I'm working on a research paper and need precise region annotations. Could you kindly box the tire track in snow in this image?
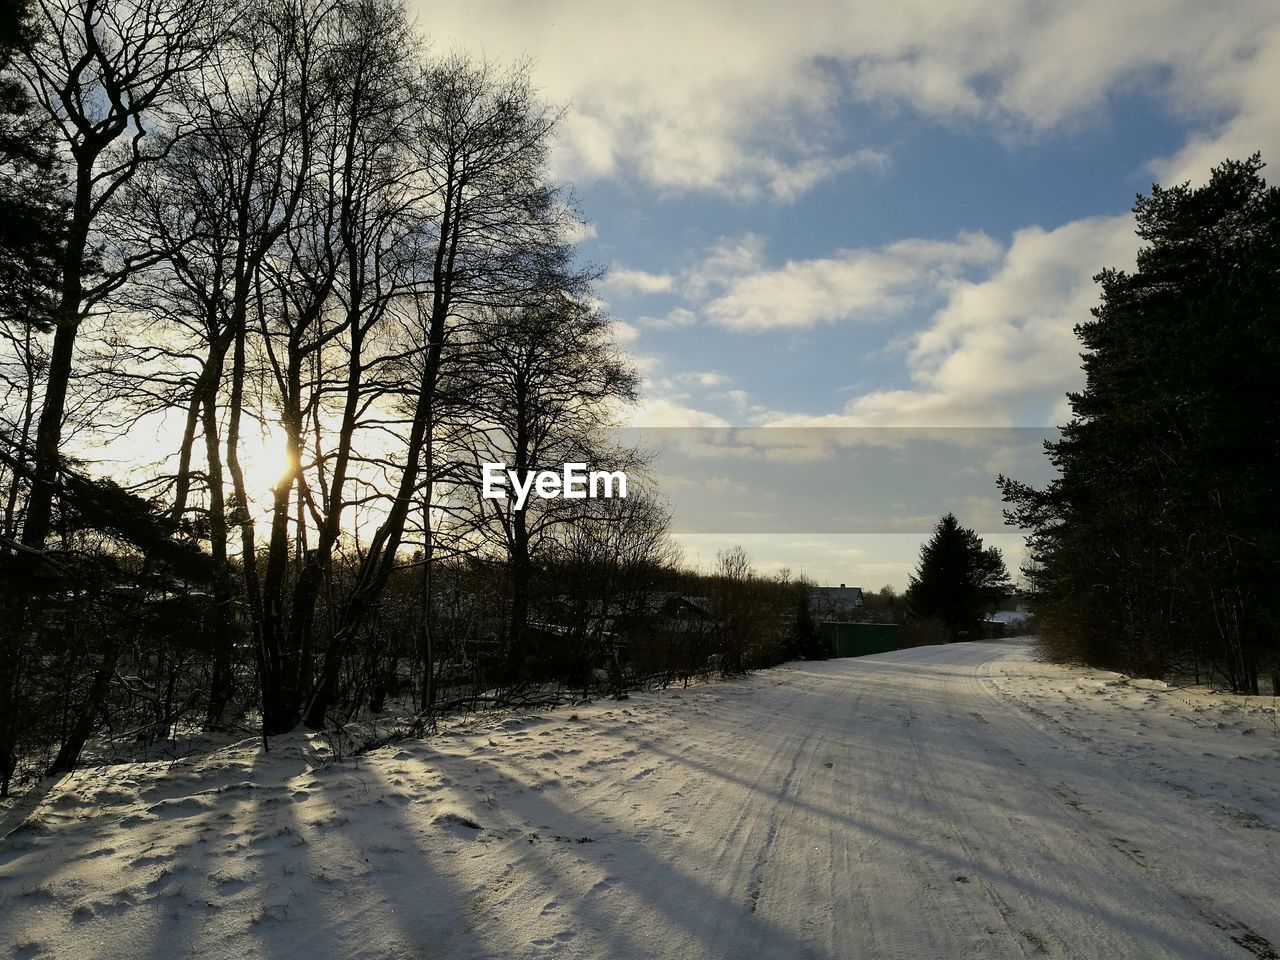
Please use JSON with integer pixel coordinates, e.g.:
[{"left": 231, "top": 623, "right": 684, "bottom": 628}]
[{"left": 959, "top": 643, "right": 1280, "bottom": 959}]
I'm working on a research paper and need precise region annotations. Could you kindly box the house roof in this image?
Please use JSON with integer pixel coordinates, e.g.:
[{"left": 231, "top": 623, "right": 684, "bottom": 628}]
[
  {"left": 989, "top": 609, "right": 1033, "bottom": 624},
  {"left": 809, "top": 585, "right": 863, "bottom": 603}
]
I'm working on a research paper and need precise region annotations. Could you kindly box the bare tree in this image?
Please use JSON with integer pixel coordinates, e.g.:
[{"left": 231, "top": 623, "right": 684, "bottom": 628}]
[
  {"left": 0, "top": 0, "right": 670, "bottom": 780},
  {"left": 251, "top": 0, "right": 421, "bottom": 732},
  {"left": 461, "top": 291, "right": 639, "bottom": 678},
  {"left": 103, "top": 0, "right": 330, "bottom": 723},
  {"left": 302, "top": 55, "right": 568, "bottom": 728},
  {"left": 545, "top": 490, "right": 675, "bottom": 693},
  {"left": 17, "top": 0, "right": 225, "bottom": 548}
]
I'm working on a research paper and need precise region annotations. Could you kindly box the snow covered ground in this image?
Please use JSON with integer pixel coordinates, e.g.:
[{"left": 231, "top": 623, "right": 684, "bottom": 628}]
[{"left": 2, "top": 638, "right": 1278, "bottom": 959}]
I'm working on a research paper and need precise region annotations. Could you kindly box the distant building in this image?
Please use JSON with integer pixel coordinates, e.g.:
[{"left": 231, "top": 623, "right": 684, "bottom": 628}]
[
  {"left": 987, "top": 609, "right": 1033, "bottom": 627},
  {"left": 808, "top": 584, "right": 864, "bottom": 622},
  {"left": 983, "top": 611, "right": 1034, "bottom": 627},
  {"left": 563, "top": 592, "right": 721, "bottom": 642}
]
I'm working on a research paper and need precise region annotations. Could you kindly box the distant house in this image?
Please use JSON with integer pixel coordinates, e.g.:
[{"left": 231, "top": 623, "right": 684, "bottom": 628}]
[
  {"left": 584, "top": 592, "right": 721, "bottom": 642},
  {"left": 656, "top": 594, "right": 716, "bottom": 621},
  {"left": 808, "top": 584, "right": 864, "bottom": 622},
  {"left": 987, "top": 609, "right": 1033, "bottom": 627},
  {"left": 983, "top": 609, "right": 1034, "bottom": 638}
]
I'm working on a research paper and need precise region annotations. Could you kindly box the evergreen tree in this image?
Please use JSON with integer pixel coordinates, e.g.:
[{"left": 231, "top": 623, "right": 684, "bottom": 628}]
[
  {"left": 1000, "top": 156, "right": 1280, "bottom": 692},
  {"left": 1, "top": 0, "right": 40, "bottom": 159},
  {"left": 906, "top": 514, "right": 1011, "bottom": 641},
  {"left": 0, "top": 0, "right": 65, "bottom": 335},
  {"left": 789, "top": 582, "right": 825, "bottom": 660}
]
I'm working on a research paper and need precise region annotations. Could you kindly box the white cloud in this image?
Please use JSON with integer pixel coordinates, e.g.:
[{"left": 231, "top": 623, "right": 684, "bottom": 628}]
[
  {"left": 610, "top": 320, "right": 640, "bottom": 345},
  {"left": 717, "top": 388, "right": 752, "bottom": 410},
  {"left": 765, "top": 215, "right": 1138, "bottom": 427},
  {"left": 625, "top": 369, "right": 747, "bottom": 428},
  {"left": 625, "top": 215, "right": 1142, "bottom": 430},
  {"left": 638, "top": 307, "right": 698, "bottom": 330},
  {"left": 409, "top": 5, "right": 888, "bottom": 199},
  {"left": 604, "top": 268, "right": 676, "bottom": 296},
  {"left": 681, "top": 235, "right": 768, "bottom": 299},
  {"left": 763, "top": 148, "right": 891, "bottom": 202},
  {"left": 1149, "top": 9, "right": 1280, "bottom": 184},
  {"left": 413, "top": 0, "right": 1280, "bottom": 198},
  {"left": 701, "top": 232, "right": 1000, "bottom": 331},
  {"left": 677, "top": 370, "right": 731, "bottom": 388},
  {"left": 629, "top": 353, "right": 662, "bottom": 377},
  {"left": 561, "top": 217, "right": 598, "bottom": 245},
  {"left": 626, "top": 396, "right": 730, "bottom": 429}
]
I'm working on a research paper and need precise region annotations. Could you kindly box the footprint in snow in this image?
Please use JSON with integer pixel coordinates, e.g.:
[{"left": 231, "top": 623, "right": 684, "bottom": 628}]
[
  {"left": 80, "top": 845, "right": 117, "bottom": 860},
  {"left": 434, "top": 811, "right": 483, "bottom": 837},
  {"left": 145, "top": 796, "right": 210, "bottom": 819},
  {"left": 132, "top": 852, "right": 176, "bottom": 867},
  {"left": 531, "top": 931, "right": 577, "bottom": 946}
]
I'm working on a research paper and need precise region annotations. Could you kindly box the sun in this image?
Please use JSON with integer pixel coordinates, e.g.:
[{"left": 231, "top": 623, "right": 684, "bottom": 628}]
[
  {"left": 84, "top": 409, "right": 289, "bottom": 525},
  {"left": 82, "top": 408, "right": 403, "bottom": 541},
  {"left": 233, "top": 422, "right": 292, "bottom": 514}
]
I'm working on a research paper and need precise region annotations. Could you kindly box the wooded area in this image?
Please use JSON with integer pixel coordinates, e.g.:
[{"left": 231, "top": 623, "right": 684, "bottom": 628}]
[
  {"left": 1001, "top": 156, "right": 1280, "bottom": 697},
  {"left": 0, "top": 0, "right": 828, "bottom": 796}
]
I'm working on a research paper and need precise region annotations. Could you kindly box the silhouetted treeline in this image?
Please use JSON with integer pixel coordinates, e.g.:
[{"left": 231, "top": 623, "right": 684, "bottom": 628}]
[
  {"left": 0, "top": 0, "right": 805, "bottom": 795},
  {"left": 1001, "top": 156, "right": 1280, "bottom": 695}
]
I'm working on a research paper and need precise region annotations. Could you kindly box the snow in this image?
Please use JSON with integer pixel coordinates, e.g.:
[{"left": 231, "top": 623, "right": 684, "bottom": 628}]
[{"left": 2, "top": 638, "right": 1278, "bottom": 959}]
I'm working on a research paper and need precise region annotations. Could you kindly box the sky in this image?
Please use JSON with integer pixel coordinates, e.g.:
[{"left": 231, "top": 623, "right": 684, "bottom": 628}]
[{"left": 416, "top": 0, "right": 1280, "bottom": 589}]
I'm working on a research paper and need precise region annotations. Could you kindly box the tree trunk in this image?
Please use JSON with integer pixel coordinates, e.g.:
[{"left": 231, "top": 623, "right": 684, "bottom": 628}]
[
  {"left": 225, "top": 319, "right": 266, "bottom": 725},
  {"left": 22, "top": 162, "right": 94, "bottom": 549},
  {"left": 201, "top": 389, "right": 235, "bottom": 727},
  {"left": 47, "top": 633, "right": 120, "bottom": 778},
  {"left": 302, "top": 293, "right": 451, "bottom": 729}
]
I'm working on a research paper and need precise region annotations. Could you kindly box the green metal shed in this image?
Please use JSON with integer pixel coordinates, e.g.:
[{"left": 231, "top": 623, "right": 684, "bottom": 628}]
[{"left": 818, "top": 622, "right": 899, "bottom": 658}]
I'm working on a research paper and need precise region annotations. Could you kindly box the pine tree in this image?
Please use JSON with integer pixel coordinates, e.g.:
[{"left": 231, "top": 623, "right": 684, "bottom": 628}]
[
  {"left": 1000, "top": 156, "right": 1280, "bottom": 692},
  {"left": 0, "top": 0, "right": 66, "bottom": 336},
  {"left": 905, "top": 514, "right": 1011, "bottom": 641},
  {"left": 789, "top": 583, "right": 825, "bottom": 660}
]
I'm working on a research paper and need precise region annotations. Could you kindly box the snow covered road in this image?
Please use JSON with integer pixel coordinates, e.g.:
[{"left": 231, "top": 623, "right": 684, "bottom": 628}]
[{"left": 3, "top": 638, "right": 1279, "bottom": 959}]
